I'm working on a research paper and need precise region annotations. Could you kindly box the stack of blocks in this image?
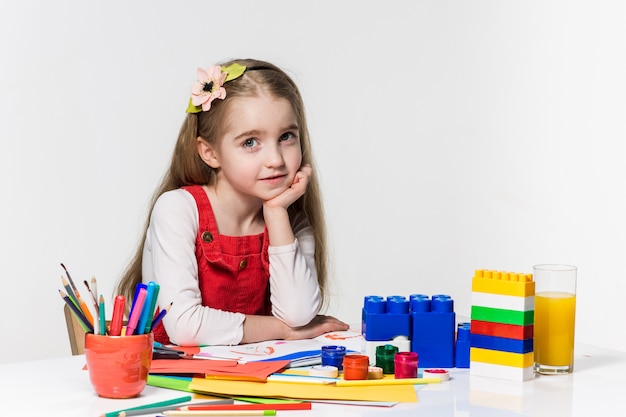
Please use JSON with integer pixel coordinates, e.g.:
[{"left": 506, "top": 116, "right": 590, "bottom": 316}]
[
  {"left": 470, "top": 269, "right": 535, "bottom": 381},
  {"left": 361, "top": 294, "right": 456, "bottom": 368}
]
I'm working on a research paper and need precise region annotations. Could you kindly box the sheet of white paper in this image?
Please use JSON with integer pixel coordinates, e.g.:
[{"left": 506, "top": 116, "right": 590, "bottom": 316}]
[{"left": 195, "top": 330, "right": 363, "bottom": 364}]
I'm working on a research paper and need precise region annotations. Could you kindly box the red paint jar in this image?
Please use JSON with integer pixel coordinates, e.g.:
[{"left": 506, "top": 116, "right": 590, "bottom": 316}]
[
  {"left": 394, "top": 351, "right": 418, "bottom": 379},
  {"left": 342, "top": 354, "right": 370, "bottom": 380}
]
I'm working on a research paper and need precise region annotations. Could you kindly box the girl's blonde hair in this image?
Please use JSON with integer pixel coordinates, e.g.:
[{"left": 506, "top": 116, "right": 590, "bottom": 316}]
[{"left": 116, "top": 58, "right": 328, "bottom": 312}]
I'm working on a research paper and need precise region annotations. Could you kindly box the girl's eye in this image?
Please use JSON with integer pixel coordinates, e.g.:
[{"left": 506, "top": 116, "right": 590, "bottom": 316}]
[
  {"left": 243, "top": 138, "right": 258, "bottom": 148},
  {"left": 279, "top": 132, "right": 296, "bottom": 142}
]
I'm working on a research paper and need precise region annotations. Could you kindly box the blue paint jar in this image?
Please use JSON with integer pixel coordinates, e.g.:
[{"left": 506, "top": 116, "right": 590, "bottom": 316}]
[{"left": 321, "top": 345, "right": 347, "bottom": 370}]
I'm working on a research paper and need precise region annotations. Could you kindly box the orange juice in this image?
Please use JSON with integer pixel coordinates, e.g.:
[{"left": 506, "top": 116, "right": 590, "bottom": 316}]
[{"left": 534, "top": 291, "right": 576, "bottom": 367}]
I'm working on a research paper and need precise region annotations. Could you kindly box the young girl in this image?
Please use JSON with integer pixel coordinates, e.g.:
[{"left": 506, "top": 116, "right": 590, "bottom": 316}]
[{"left": 116, "top": 58, "right": 349, "bottom": 346}]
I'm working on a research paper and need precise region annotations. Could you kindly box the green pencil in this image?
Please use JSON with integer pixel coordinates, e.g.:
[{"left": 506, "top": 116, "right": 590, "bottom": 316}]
[{"left": 99, "top": 395, "right": 193, "bottom": 417}]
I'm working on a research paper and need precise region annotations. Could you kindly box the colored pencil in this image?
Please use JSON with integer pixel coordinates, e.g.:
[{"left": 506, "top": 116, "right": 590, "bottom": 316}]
[
  {"left": 61, "top": 264, "right": 95, "bottom": 326},
  {"left": 99, "top": 294, "right": 107, "bottom": 335},
  {"left": 60, "top": 263, "right": 84, "bottom": 305},
  {"left": 109, "top": 295, "right": 126, "bottom": 336},
  {"left": 113, "top": 400, "right": 234, "bottom": 417},
  {"left": 179, "top": 403, "right": 311, "bottom": 411},
  {"left": 98, "top": 395, "right": 193, "bottom": 417},
  {"left": 60, "top": 263, "right": 78, "bottom": 292},
  {"left": 61, "top": 276, "right": 79, "bottom": 308},
  {"left": 330, "top": 377, "right": 441, "bottom": 387},
  {"left": 163, "top": 411, "right": 276, "bottom": 416},
  {"left": 59, "top": 290, "right": 94, "bottom": 333},
  {"left": 74, "top": 291, "right": 95, "bottom": 327},
  {"left": 151, "top": 301, "right": 172, "bottom": 331},
  {"left": 126, "top": 287, "right": 147, "bottom": 336},
  {"left": 79, "top": 295, "right": 95, "bottom": 326}
]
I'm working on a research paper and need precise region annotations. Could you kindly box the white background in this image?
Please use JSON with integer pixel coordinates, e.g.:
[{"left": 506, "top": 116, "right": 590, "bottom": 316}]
[{"left": 1, "top": 0, "right": 624, "bottom": 363}]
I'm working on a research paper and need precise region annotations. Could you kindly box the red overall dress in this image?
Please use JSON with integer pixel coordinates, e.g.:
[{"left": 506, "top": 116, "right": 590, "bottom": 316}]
[{"left": 153, "top": 185, "right": 272, "bottom": 344}]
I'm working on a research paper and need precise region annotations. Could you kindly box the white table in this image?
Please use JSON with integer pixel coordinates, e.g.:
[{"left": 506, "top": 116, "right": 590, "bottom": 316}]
[{"left": 0, "top": 343, "right": 623, "bottom": 416}]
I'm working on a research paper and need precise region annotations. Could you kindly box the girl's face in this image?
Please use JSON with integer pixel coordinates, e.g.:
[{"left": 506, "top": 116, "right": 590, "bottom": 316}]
[{"left": 208, "top": 93, "right": 303, "bottom": 202}]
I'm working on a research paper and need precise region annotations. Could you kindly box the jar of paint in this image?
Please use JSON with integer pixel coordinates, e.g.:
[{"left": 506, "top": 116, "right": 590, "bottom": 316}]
[
  {"left": 375, "top": 344, "right": 399, "bottom": 374},
  {"left": 342, "top": 354, "right": 370, "bottom": 380},
  {"left": 394, "top": 351, "right": 418, "bottom": 379},
  {"left": 321, "top": 345, "right": 347, "bottom": 370}
]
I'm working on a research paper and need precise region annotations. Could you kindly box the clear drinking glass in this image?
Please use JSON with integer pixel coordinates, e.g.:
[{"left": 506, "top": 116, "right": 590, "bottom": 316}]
[{"left": 533, "top": 264, "right": 577, "bottom": 374}]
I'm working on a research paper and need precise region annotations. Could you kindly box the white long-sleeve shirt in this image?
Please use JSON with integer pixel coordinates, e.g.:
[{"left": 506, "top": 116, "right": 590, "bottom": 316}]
[{"left": 142, "top": 188, "right": 321, "bottom": 346}]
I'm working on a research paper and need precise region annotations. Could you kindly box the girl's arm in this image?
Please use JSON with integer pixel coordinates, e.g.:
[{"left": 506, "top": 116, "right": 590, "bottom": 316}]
[
  {"left": 241, "top": 314, "right": 349, "bottom": 344},
  {"left": 144, "top": 190, "right": 247, "bottom": 346},
  {"left": 266, "top": 212, "right": 322, "bottom": 327},
  {"left": 261, "top": 165, "right": 348, "bottom": 332}
]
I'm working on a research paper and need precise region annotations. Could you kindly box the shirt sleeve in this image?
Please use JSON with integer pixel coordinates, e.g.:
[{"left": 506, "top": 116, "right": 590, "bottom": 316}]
[
  {"left": 142, "top": 189, "right": 245, "bottom": 346},
  {"left": 268, "top": 211, "right": 322, "bottom": 327}
]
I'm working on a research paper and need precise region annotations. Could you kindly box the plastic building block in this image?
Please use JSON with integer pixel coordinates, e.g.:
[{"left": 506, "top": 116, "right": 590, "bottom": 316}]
[
  {"left": 455, "top": 322, "right": 471, "bottom": 368},
  {"left": 470, "top": 347, "right": 533, "bottom": 368},
  {"left": 471, "top": 292, "right": 534, "bottom": 312},
  {"left": 471, "top": 320, "right": 533, "bottom": 340},
  {"left": 469, "top": 361, "right": 534, "bottom": 382},
  {"left": 471, "top": 306, "right": 534, "bottom": 326},
  {"left": 410, "top": 294, "right": 456, "bottom": 368},
  {"left": 470, "top": 334, "right": 533, "bottom": 354},
  {"left": 471, "top": 270, "right": 535, "bottom": 297},
  {"left": 362, "top": 295, "right": 411, "bottom": 341}
]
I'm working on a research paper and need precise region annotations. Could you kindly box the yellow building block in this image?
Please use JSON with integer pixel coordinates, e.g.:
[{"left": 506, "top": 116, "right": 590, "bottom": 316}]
[
  {"left": 470, "top": 347, "right": 533, "bottom": 368},
  {"left": 471, "top": 269, "right": 535, "bottom": 297}
]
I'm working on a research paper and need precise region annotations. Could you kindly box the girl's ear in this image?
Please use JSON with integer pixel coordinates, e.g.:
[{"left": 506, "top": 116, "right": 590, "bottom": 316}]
[{"left": 197, "top": 137, "right": 220, "bottom": 168}]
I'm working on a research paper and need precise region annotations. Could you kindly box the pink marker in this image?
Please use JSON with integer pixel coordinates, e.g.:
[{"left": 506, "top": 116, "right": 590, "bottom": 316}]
[{"left": 125, "top": 288, "right": 147, "bottom": 336}]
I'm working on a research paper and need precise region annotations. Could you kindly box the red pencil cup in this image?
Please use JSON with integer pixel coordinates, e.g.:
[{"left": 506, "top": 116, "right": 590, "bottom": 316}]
[{"left": 84, "top": 332, "right": 153, "bottom": 398}]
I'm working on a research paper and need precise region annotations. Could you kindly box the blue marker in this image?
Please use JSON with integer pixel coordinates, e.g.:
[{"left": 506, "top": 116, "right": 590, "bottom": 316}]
[
  {"left": 136, "top": 281, "right": 159, "bottom": 335},
  {"left": 128, "top": 283, "right": 148, "bottom": 325}
]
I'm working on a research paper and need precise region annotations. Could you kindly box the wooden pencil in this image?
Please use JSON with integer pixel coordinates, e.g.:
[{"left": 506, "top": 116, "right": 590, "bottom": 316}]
[
  {"left": 179, "top": 403, "right": 311, "bottom": 411},
  {"left": 113, "top": 399, "right": 235, "bottom": 417},
  {"left": 163, "top": 411, "right": 276, "bottom": 416},
  {"left": 98, "top": 395, "right": 197, "bottom": 417},
  {"left": 61, "top": 264, "right": 95, "bottom": 325},
  {"left": 59, "top": 290, "right": 94, "bottom": 333}
]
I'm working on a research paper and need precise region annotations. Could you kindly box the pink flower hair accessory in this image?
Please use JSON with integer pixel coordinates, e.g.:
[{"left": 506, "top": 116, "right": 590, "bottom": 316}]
[{"left": 186, "top": 63, "right": 246, "bottom": 113}]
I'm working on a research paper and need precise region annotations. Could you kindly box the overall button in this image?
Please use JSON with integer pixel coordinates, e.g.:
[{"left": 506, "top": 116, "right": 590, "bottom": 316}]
[
  {"left": 201, "top": 231, "right": 213, "bottom": 242},
  {"left": 239, "top": 259, "right": 248, "bottom": 269}
]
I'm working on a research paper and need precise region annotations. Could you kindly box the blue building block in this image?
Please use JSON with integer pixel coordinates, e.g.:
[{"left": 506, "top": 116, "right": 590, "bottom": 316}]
[
  {"left": 410, "top": 294, "right": 456, "bottom": 368},
  {"left": 455, "top": 322, "right": 471, "bottom": 368},
  {"left": 362, "top": 295, "right": 411, "bottom": 341},
  {"left": 470, "top": 333, "right": 533, "bottom": 354}
]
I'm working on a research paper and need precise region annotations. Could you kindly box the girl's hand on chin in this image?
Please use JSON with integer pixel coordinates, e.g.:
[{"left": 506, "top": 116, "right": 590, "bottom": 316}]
[{"left": 264, "top": 164, "right": 312, "bottom": 210}]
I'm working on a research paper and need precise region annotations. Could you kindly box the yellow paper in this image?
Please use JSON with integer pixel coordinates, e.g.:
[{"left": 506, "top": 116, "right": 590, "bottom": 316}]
[{"left": 188, "top": 377, "right": 417, "bottom": 403}]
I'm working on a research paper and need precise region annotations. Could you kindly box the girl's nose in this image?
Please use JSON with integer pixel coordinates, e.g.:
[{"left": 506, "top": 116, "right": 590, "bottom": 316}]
[{"left": 264, "top": 145, "right": 285, "bottom": 168}]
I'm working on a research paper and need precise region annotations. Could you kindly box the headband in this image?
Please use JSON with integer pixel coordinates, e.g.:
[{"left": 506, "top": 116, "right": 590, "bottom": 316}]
[{"left": 186, "top": 63, "right": 246, "bottom": 113}]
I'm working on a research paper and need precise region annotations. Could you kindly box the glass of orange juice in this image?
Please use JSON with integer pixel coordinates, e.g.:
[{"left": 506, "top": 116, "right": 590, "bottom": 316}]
[{"left": 533, "top": 264, "right": 577, "bottom": 375}]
